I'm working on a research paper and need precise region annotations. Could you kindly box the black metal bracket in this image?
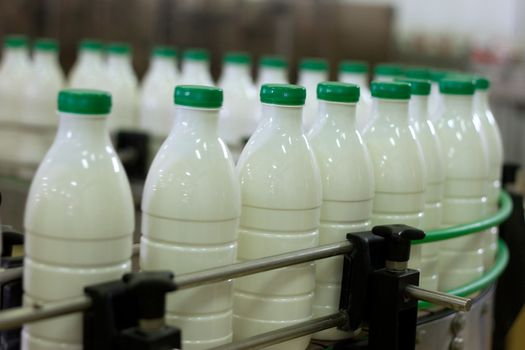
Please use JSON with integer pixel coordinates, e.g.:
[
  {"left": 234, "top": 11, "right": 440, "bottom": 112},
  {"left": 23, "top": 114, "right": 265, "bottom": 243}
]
[
  {"left": 84, "top": 270, "right": 180, "bottom": 350},
  {"left": 338, "top": 224, "right": 425, "bottom": 350}
]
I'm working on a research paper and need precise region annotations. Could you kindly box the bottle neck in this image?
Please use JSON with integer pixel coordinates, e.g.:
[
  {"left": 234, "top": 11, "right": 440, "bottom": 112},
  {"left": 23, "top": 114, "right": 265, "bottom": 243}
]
[
  {"left": 78, "top": 50, "right": 103, "bottom": 66},
  {"left": 150, "top": 56, "right": 176, "bottom": 73},
  {"left": 173, "top": 106, "right": 219, "bottom": 135},
  {"left": 57, "top": 113, "right": 109, "bottom": 144},
  {"left": 339, "top": 72, "right": 368, "bottom": 88},
  {"left": 372, "top": 98, "right": 410, "bottom": 124},
  {"left": 317, "top": 100, "right": 357, "bottom": 129},
  {"left": 183, "top": 60, "right": 209, "bottom": 74},
  {"left": 34, "top": 50, "right": 59, "bottom": 67},
  {"left": 409, "top": 95, "right": 430, "bottom": 122},
  {"left": 441, "top": 94, "right": 474, "bottom": 119},
  {"left": 222, "top": 63, "right": 251, "bottom": 80},
  {"left": 299, "top": 70, "right": 328, "bottom": 85},
  {"left": 474, "top": 90, "right": 489, "bottom": 111},
  {"left": 260, "top": 103, "right": 303, "bottom": 132},
  {"left": 2, "top": 47, "right": 29, "bottom": 67},
  {"left": 258, "top": 66, "right": 287, "bottom": 83}
]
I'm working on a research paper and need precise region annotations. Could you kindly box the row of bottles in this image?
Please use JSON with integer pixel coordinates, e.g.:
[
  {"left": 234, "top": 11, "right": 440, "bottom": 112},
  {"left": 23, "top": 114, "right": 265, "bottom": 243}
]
[{"left": 22, "top": 73, "right": 502, "bottom": 349}]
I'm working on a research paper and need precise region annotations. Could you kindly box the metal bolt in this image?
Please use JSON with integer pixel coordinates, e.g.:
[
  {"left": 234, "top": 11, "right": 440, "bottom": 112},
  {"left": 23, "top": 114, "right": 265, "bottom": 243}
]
[
  {"left": 451, "top": 312, "right": 466, "bottom": 335},
  {"left": 450, "top": 336, "right": 465, "bottom": 350}
]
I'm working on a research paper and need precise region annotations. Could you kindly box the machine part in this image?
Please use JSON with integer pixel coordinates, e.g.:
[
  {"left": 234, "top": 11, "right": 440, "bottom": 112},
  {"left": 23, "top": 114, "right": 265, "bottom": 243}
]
[
  {"left": 450, "top": 336, "right": 465, "bottom": 350},
  {"left": 450, "top": 312, "right": 466, "bottom": 334},
  {"left": 406, "top": 286, "right": 472, "bottom": 312},
  {"left": 415, "top": 191, "right": 512, "bottom": 244}
]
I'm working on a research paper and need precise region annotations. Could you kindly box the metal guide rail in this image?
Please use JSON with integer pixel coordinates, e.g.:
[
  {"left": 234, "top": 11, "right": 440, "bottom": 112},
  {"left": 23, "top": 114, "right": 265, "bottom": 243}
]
[{"left": 0, "top": 225, "right": 477, "bottom": 350}]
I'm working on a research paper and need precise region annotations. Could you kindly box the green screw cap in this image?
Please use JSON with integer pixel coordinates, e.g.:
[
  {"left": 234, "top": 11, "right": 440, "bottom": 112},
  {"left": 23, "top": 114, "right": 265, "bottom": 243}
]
[
  {"left": 108, "top": 42, "right": 131, "bottom": 55},
  {"left": 260, "top": 84, "right": 306, "bottom": 106},
  {"left": 371, "top": 81, "right": 411, "bottom": 100},
  {"left": 339, "top": 60, "right": 368, "bottom": 74},
  {"left": 374, "top": 63, "right": 404, "bottom": 77},
  {"left": 58, "top": 89, "right": 111, "bottom": 115},
  {"left": 34, "top": 38, "right": 59, "bottom": 51},
  {"left": 405, "top": 67, "right": 431, "bottom": 80},
  {"left": 4, "top": 35, "right": 28, "bottom": 48},
  {"left": 395, "top": 78, "right": 431, "bottom": 96},
  {"left": 439, "top": 79, "right": 475, "bottom": 95},
  {"left": 153, "top": 46, "right": 177, "bottom": 57},
  {"left": 80, "top": 39, "right": 103, "bottom": 51},
  {"left": 317, "top": 82, "right": 360, "bottom": 103},
  {"left": 183, "top": 48, "right": 209, "bottom": 61},
  {"left": 299, "top": 58, "right": 328, "bottom": 71},
  {"left": 224, "top": 51, "right": 251, "bottom": 64},
  {"left": 174, "top": 85, "right": 223, "bottom": 108},
  {"left": 474, "top": 76, "right": 490, "bottom": 90},
  {"left": 260, "top": 55, "right": 288, "bottom": 68}
]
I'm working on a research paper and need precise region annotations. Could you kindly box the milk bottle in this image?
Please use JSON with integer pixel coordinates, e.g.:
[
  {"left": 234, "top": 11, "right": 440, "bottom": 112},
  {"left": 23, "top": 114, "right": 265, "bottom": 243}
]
[
  {"left": 256, "top": 55, "right": 288, "bottom": 89},
  {"left": 405, "top": 67, "right": 431, "bottom": 80},
  {"left": 474, "top": 76, "right": 503, "bottom": 268},
  {"left": 141, "top": 85, "right": 240, "bottom": 349},
  {"left": 363, "top": 81, "right": 426, "bottom": 271},
  {"left": 435, "top": 78, "right": 489, "bottom": 291},
  {"left": 23, "top": 89, "right": 134, "bottom": 350},
  {"left": 0, "top": 35, "right": 31, "bottom": 173},
  {"left": 298, "top": 58, "right": 329, "bottom": 130},
  {"left": 68, "top": 39, "right": 105, "bottom": 89},
  {"left": 338, "top": 60, "right": 372, "bottom": 131},
  {"left": 218, "top": 51, "right": 257, "bottom": 148},
  {"left": 234, "top": 84, "right": 322, "bottom": 350},
  {"left": 308, "top": 82, "right": 374, "bottom": 340},
  {"left": 180, "top": 48, "right": 213, "bottom": 86},
  {"left": 373, "top": 63, "right": 404, "bottom": 82},
  {"left": 139, "top": 46, "right": 178, "bottom": 161},
  {"left": 19, "top": 38, "right": 65, "bottom": 178},
  {"left": 105, "top": 42, "right": 139, "bottom": 132},
  {"left": 396, "top": 78, "right": 445, "bottom": 290}
]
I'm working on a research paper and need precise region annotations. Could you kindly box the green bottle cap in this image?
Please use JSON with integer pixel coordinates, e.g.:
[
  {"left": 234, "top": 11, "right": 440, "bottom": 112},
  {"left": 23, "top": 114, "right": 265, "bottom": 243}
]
[
  {"left": 339, "top": 60, "right": 368, "bottom": 74},
  {"left": 153, "top": 46, "right": 177, "bottom": 57},
  {"left": 224, "top": 51, "right": 251, "bottom": 64},
  {"left": 260, "top": 84, "right": 306, "bottom": 106},
  {"left": 107, "top": 42, "right": 131, "bottom": 55},
  {"left": 58, "top": 89, "right": 111, "bottom": 115},
  {"left": 439, "top": 79, "right": 475, "bottom": 95},
  {"left": 34, "top": 38, "right": 59, "bottom": 52},
  {"left": 299, "top": 58, "right": 328, "bottom": 71},
  {"left": 395, "top": 78, "right": 431, "bottom": 96},
  {"left": 371, "top": 81, "right": 411, "bottom": 100},
  {"left": 174, "top": 85, "right": 223, "bottom": 108},
  {"left": 374, "top": 63, "right": 404, "bottom": 77},
  {"left": 183, "top": 48, "right": 209, "bottom": 61},
  {"left": 260, "top": 55, "right": 288, "bottom": 68},
  {"left": 4, "top": 35, "right": 28, "bottom": 48},
  {"left": 317, "top": 82, "right": 360, "bottom": 103},
  {"left": 80, "top": 39, "right": 103, "bottom": 51},
  {"left": 474, "top": 76, "right": 490, "bottom": 90},
  {"left": 404, "top": 67, "right": 431, "bottom": 80}
]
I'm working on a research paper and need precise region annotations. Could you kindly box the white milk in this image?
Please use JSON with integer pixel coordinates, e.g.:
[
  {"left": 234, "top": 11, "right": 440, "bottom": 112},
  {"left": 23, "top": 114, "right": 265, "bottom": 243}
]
[
  {"left": 308, "top": 82, "right": 374, "bottom": 340},
  {"left": 139, "top": 46, "right": 178, "bottom": 162},
  {"left": 474, "top": 76, "right": 503, "bottom": 269},
  {"left": 141, "top": 86, "right": 240, "bottom": 349},
  {"left": 234, "top": 84, "right": 322, "bottom": 350},
  {"left": 68, "top": 39, "right": 105, "bottom": 89},
  {"left": 105, "top": 43, "right": 139, "bottom": 132},
  {"left": 19, "top": 39, "right": 65, "bottom": 178},
  {"left": 435, "top": 79, "right": 489, "bottom": 291},
  {"left": 218, "top": 52, "right": 257, "bottom": 148},
  {"left": 338, "top": 60, "right": 372, "bottom": 132},
  {"left": 297, "top": 58, "right": 329, "bottom": 130},
  {"left": 180, "top": 48, "right": 213, "bottom": 86},
  {"left": 255, "top": 55, "right": 288, "bottom": 90},
  {"left": 373, "top": 63, "right": 404, "bottom": 82},
  {"left": 0, "top": 35, "right": 31, "bottom": 174},
  {"left": 23, "top": 89, "right": 134, "bottom": 350},
  {"left": 398, "top": 78, "right": 445, "bottom": 290},
  {"left": 363, "top": 81, "right": 426, "bottom": 271}
]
